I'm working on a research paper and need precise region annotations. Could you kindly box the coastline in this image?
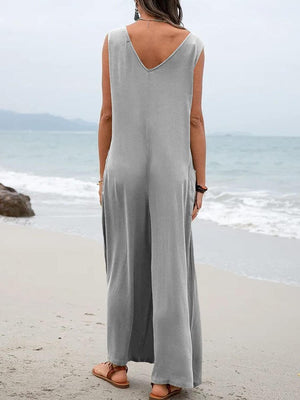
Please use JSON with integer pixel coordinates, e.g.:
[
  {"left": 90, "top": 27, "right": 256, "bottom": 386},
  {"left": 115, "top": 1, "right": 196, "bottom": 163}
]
[
  {"left": 2, "top": 214, "right": 300, "bottom": 287},
  {"left": 1, "top": 221, "right": 299, "bottom": 399}
]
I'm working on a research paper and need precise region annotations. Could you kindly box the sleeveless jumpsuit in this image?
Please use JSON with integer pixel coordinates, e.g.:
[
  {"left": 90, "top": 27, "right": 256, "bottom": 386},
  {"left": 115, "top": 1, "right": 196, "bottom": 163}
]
[{"left": 101, "top": 26, "right": 204, "bottom": 389}]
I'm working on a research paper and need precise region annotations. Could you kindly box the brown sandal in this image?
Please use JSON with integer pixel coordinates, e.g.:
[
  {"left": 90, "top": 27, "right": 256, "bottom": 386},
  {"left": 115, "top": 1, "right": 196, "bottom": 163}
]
[
  {"left": 149, "top": 382, "right": 182, "bottom": 399},
  {"left": 92, "top": 361, "right": 129, "bottom": 388}
]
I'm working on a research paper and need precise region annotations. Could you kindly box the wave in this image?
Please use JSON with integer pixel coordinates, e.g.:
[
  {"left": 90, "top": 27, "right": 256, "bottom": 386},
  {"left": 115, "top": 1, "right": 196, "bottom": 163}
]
[
  {"left": 201, "top": 187, "right": 300, "bottom": 239},
  {"left": 1, "top": 167, "right": 299, "bottom": 239},
  {"left": 0, "top": 167, "right": 97, "bottom": 200}
]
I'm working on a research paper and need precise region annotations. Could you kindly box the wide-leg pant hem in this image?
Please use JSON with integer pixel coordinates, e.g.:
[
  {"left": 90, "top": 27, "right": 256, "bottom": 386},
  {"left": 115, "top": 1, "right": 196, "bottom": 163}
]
[
  {"left": 151, "top": 375, "right": 202, "bottom": 389},
  {"left": 108, "top": 355, "right": 202, "bottom": 389}
]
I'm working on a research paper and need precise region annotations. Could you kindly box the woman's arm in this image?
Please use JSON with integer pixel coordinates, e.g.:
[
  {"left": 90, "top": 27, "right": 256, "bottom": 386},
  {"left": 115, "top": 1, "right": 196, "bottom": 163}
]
[
  {"left": 98, "top": 33, "right": 112, "bottom": 201},
  {"left": 190, "top": 49, "right": 206, "bottom": 219}
]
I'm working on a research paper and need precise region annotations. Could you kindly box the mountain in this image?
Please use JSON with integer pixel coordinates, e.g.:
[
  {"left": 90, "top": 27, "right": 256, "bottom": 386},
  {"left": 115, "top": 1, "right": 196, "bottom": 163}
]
[{"left": 0, "top": 109, "right": 97, "bottom": 131}]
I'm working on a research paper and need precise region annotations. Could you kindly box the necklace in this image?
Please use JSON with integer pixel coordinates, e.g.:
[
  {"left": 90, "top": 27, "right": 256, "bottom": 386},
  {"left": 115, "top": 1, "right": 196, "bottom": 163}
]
[
  {"left": 138, "top": 17, "right": 165, "bottom": 22},
  {"left": 138, "top": 17, "right": 165, "bottom": 28}
]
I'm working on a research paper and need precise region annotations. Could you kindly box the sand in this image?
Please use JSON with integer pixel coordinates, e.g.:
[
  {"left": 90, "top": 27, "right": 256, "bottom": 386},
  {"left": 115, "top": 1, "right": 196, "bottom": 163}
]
[{"left": 0, "top": 222, "right": 299, "bottom": 399}]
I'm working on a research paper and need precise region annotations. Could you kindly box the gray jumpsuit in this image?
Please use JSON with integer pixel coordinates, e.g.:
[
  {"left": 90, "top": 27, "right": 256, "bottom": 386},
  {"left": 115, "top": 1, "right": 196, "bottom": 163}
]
[{"left": 101, "top": 26, "right": 204, "bottom": 389}]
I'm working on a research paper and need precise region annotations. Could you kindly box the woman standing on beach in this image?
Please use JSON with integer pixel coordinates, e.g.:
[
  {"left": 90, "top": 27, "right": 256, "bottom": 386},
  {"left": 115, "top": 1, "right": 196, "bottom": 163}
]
[{"left": 93, "top": 1, "right": 207, "bottom": 398}]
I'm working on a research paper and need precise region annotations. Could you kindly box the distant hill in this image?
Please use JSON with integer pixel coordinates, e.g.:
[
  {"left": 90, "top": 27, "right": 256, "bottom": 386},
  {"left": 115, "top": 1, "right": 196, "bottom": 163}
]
[{"left": 0, "top": 109, "right": 97, "bottom": 131}]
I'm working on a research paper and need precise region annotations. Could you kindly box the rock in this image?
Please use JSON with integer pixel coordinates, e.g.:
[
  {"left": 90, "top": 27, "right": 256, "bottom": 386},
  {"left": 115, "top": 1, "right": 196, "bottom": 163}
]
[{"left": 0, "top": 183, "right": 35, "bottom": 217}]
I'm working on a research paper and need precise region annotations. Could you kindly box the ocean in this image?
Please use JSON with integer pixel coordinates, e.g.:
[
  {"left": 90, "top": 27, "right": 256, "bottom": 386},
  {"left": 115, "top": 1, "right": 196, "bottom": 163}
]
[{"left": 1, "top": 130, "right": 299, "bottom": 285}]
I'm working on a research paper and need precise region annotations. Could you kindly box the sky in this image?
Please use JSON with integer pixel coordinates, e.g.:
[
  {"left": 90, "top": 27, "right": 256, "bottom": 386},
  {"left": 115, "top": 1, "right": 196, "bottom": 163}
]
[{"left": 0, "top": 0, "right": 299, "bottom": 136}]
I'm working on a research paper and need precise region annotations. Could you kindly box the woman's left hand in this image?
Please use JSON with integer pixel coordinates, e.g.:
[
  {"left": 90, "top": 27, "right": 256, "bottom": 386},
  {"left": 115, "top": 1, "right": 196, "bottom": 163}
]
[
  {"left": 98, "top": 182, "right": 103, "bottom": 206},
  {"left": 192, "top": 192, "right": 204, "bottom": 221}
]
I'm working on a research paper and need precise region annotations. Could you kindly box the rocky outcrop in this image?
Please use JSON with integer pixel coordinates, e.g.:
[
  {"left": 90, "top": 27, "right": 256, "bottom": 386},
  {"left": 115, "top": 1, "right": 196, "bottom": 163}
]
[{"left": 0, "top": 183, "right": 35, "bottom": 217}]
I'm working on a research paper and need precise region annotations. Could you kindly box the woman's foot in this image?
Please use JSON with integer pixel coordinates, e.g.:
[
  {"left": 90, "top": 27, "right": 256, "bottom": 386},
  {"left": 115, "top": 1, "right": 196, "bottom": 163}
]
[
  {"left": 150, "top": 383, "right": 182, "bottom": 399},
  {"left": 92, "top": 361, "right": 129, "bottom": 388}
]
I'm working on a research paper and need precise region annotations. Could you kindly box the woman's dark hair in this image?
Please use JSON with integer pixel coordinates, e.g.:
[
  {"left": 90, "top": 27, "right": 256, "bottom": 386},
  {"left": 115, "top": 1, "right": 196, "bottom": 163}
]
[{"left": 136, "top": 0, "right": 185, "bottom": 29}]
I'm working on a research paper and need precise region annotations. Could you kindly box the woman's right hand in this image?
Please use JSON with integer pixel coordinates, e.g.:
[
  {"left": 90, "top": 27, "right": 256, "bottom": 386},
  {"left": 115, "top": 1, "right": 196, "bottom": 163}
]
[{"left": 192, "top": 192, "right": 204, "bottom": 221}]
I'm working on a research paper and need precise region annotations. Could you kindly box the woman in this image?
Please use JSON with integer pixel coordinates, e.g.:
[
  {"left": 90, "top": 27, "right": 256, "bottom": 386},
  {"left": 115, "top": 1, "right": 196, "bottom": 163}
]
[{"left": 92, "top": 1, "right": 207, "bottom": 398}]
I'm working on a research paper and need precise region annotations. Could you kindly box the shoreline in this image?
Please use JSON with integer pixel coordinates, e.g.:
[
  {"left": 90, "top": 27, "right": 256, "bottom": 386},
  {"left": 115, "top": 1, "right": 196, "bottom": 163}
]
[
  {"left": 1, "top": 222, "right": 300, "bottom": 399},
  {"left": 1, "top": 217, "right": 299, "bottom": 288}
]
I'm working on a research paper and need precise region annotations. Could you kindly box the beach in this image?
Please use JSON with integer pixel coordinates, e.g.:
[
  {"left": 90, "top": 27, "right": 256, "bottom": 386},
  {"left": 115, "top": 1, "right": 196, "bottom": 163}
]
[{"left": 1, "top": 221, "right": 299, "bottom": 399}]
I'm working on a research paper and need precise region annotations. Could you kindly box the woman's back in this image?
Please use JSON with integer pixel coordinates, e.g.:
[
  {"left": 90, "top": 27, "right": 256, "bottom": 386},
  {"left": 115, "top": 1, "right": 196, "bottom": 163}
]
[{"left": 124, "top": 22, "right": 194, "bottom": 71}]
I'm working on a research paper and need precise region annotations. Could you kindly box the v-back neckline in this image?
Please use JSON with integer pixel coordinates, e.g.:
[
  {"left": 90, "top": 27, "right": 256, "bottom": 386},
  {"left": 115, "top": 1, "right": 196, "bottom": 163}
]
[{"left": 124, "top": 26, "right": 192, "bottom": 72}]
